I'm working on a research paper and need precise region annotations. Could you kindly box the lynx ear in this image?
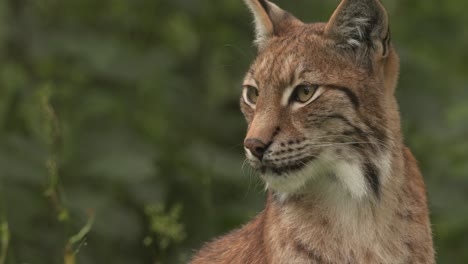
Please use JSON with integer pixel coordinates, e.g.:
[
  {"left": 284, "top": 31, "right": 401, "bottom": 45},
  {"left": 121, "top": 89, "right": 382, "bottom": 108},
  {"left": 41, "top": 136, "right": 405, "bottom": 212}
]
[
  {"left": 325, "top": 0, "right": 390, "bottom": 58},
  {"left": 244, "top": 0, "right": 302, "bottom": 49}
]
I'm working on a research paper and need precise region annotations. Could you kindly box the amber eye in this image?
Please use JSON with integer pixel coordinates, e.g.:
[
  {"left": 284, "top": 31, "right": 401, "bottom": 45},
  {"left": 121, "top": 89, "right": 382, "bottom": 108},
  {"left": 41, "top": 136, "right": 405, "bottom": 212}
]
[
  {"left": 292, "top": 84, "right": 318, "bottom": 103},
  {"left": 243, "top": 85, "right": 259, "bottom": 106}
]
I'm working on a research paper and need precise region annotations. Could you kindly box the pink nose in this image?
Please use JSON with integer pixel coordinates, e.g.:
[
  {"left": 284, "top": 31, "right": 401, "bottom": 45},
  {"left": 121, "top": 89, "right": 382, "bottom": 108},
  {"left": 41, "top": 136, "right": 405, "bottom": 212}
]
[{"left": 244, "top": 138, "right": 267, "bottom": 160}]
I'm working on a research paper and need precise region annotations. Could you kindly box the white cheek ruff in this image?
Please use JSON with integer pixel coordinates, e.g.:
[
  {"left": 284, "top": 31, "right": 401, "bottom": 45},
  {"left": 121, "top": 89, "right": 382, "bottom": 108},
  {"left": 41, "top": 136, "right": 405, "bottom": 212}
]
[
  {"left": 334, "top": 160, "right": 367, "bottom": 199},
  {"left": 260, "top": 149, "right": 368, "bottom": 199}
]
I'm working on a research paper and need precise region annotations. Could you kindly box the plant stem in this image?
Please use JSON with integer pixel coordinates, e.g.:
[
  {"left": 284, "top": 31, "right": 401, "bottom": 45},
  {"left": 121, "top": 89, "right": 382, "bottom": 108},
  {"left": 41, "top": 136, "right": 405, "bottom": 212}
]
[{"left": 0, "top": 220, "right": 9, "bottom": 264}]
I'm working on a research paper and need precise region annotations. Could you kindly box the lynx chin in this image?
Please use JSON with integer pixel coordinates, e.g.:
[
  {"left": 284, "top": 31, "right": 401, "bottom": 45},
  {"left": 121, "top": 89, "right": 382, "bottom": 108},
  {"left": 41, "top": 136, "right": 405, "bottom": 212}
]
[{"left": 191, "top": 0, "right": 435, "bottom": 263}]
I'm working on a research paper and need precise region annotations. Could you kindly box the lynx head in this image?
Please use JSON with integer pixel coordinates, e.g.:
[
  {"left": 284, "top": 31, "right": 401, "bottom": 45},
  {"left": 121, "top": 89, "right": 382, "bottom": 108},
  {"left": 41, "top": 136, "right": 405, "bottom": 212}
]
[{"left": 241, "top": 0, "right": 401, "bottom": 200}]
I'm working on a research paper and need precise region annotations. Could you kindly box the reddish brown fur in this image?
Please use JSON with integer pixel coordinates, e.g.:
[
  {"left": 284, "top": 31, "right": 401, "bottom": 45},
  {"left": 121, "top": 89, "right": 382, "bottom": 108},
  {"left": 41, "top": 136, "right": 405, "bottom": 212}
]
[{"left": 191, "top": 1, "right": 434, "bottom": 263}]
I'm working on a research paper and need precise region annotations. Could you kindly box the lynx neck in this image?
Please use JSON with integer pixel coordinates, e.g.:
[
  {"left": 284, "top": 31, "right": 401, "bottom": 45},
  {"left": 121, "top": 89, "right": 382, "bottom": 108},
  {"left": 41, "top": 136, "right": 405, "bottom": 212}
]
[{"left": 264, "top": 152, "right": 407, "bottom": 263}]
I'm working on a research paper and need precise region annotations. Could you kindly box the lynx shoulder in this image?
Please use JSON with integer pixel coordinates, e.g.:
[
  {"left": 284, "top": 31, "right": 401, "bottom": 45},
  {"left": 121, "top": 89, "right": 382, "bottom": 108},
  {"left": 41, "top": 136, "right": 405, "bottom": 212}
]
[{"left": 191, "top": 0, "right": 434, "bottom": 263}]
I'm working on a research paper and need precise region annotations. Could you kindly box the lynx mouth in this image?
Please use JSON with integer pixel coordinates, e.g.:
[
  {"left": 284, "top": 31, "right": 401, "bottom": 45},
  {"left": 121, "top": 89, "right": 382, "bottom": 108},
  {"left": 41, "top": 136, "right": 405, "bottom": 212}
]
[
  {"left": 259, "top": 156, "right": 317, "bottom": 176},
  {"left": 255, "top": 150, "right": 338, "bottom": 194}
]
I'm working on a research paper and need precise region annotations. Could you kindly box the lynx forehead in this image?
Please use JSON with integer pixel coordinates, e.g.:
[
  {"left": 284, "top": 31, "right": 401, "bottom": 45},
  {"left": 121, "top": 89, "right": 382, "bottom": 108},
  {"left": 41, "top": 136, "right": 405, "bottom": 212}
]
[{"left": 191, "top": 1, "right": 434, "bottom": 263}]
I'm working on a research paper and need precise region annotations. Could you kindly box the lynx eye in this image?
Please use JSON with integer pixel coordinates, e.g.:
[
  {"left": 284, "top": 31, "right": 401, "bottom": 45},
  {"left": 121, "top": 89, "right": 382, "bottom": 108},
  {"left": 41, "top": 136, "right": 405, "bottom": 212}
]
[
  {"left": 243, "top": 85, "right": 259, "bottom": 106},
  {"left": 292, "top": 84, "right": 319, "bottom": 103}
]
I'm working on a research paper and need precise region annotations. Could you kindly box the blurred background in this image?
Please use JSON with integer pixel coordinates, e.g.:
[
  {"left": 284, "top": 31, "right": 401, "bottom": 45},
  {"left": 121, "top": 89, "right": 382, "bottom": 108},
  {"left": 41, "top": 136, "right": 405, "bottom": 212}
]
[{"left": 0, "top": 0, "right": 467, "bottom": 263}]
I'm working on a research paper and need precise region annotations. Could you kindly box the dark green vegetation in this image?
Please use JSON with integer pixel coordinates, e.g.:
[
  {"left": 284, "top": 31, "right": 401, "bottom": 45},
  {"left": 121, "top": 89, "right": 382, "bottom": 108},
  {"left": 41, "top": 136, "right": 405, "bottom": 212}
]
[{"left": 0, "top": 0, "right": 466, "bottom": 263}]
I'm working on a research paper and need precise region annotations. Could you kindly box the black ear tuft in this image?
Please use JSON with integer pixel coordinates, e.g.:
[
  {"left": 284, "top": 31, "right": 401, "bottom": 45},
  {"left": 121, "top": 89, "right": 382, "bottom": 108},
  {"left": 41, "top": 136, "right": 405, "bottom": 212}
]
[
  {"left": 258, "top": 0, "right": 270, "bottom": 13},
  {"left": 325, "top": 0, "right": 390, "bottom": 58}
]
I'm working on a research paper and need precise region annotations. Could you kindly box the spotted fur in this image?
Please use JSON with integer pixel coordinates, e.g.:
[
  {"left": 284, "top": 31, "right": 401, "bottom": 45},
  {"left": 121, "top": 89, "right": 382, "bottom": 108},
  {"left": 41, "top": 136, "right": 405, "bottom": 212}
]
[{"left": 191, "top": 0, "right": 434, "bottom": 263}]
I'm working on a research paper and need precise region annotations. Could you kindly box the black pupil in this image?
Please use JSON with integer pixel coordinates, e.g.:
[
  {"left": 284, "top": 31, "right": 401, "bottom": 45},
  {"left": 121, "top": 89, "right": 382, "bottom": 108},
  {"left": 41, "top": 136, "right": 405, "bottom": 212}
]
[{"left": 302, "top": 86, "right": 310, "bottom": 95}]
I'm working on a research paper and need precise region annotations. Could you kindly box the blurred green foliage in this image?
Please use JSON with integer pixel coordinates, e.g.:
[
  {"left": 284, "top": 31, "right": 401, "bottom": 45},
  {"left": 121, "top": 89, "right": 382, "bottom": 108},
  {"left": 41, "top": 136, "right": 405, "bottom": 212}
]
[{"left": 0, "top": 0, "right": 466, "bottom": 263}]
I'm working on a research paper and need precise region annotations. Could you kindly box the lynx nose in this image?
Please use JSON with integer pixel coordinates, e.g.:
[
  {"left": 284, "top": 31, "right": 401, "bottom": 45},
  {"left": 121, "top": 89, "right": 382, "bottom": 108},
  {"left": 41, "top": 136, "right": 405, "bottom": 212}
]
[{"left": 244, "top": 138, "right": 267, "bottom": 160}]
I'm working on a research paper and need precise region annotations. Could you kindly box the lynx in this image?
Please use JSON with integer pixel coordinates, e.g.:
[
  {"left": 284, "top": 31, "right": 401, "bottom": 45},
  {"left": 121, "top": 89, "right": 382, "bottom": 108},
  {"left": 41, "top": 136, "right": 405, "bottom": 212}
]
[{"left": 191, "top": 0, "right": 434, "bottom": 263}]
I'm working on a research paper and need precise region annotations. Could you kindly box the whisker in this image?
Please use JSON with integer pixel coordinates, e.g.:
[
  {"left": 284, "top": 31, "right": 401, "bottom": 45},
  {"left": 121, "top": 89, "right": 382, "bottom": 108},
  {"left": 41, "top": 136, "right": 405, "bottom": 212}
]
[
  {"left": 304, "top": 134, "right": 390, "bottom": 149},
  {"left": 228, "top": 143, "right": 245, "bottom": 151},
  {"left": 304, "top": 138, "right": 389, "bottom": 149}
]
